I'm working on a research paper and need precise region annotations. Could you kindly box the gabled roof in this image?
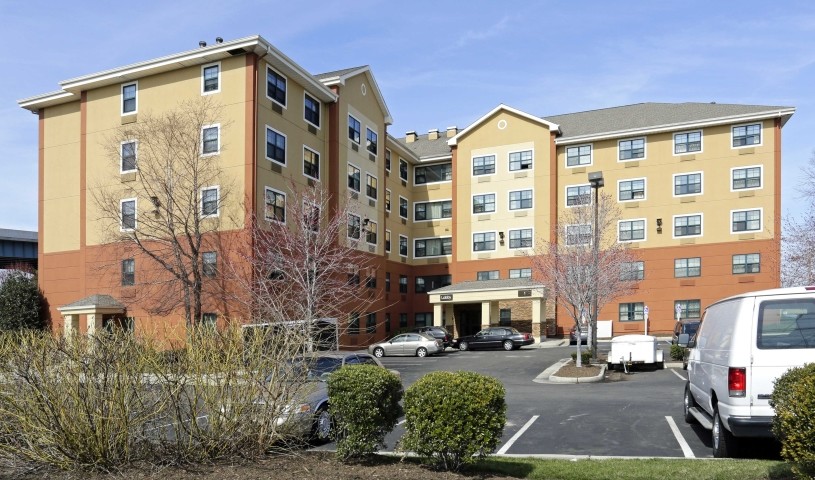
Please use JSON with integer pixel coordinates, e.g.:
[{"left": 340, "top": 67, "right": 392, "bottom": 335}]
[
  {"left": 385, "top": 133, "right": 420, "bottom": 163},
  {"left": 315, "top": 65, "right": 393, "bottom": 125},
  {"left": 58, "top": 294, "right": 125, "bottom": 313},
  {"left": 396, "top": 133, "right": 452, "bottom": 161},
  {"left": 448, "top": 104, "right": 560, "bottom": 146},
  {"left": 544, "top": 102, "right": 795, "bottom": 144}
]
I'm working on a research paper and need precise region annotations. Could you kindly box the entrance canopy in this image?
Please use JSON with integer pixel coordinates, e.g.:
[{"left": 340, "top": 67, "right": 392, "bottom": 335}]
[{"left": 57, "top": 294, "right": 125, "bottom": 337}]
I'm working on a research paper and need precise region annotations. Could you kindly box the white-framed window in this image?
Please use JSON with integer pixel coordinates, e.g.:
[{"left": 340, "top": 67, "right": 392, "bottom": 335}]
[
  {"left": 265, "top": 126, "right": 286, "bottom": 165},
  {"left": 266, "top": 66, "right": 287, "bottom": 107},
  {"left": 366, "top": 220, "right": 377, "bottom": 245},
  {"left": 304, "top": 201, "right": 320, "bottom": 232},
  {"left": 348, "top": 115, "right": 361, "bottom": 144},
  {"left": 472, "top": 154, "right": 496, "bottom": 176},
  {"left": 509, "top": 150, "right": 533, "bottom": 171},
  {"left": 366, "top": 173, "right": 378, "bottom": 200},
  {"left": 414, "top": 200, "right": 452, "bottom": 221},
  {"left": 674, "top": 130, "right": 702, "bottom": 155},
  {"left": 201, "top": 186, "right": 220, "bottom": 218},
  {"left": 618, "top": 178, "right": 646, "bottom": 202},
  {"left": 508, "top": 228, "right": 533, "bottom": 249},
  {"left": 264, "top": 187, "right": 286, "bottom": 223},
  {"left": 303, "top": 146, "right": 320, "bottom": 180},
  {"left": 304, "top": 92, "right": 320, "bottom": 128},
  {"left": 399, "top": 234, "right": 408, "bottom": 257},
  {"left": 620, "top": 261, "right": 644, "bottom": 281},
  {"left": 472, "top": 193, "right": 496, "bottom": 214},
  {"left": 347, "top": 213, "right": 361, "bottom": 240},
  {"left": 415, "top": 236, "right": 452, "bottom": 258},
  {"left": 399, "top": 157, "right": 408, "bottom": 181},
  {"left": 477, "top": 270, "right": 499, "bottom": 281},
  {"left": 566, "top": 184, "right": 591, "bottom": 207},
  {"left": 121, "top": 198, "right": 136, "bottom": 231},
  {"left": 385, "top": 149, "right": 391, "bottom": 171},
  {"left": 201, "top": 62, "right": 220, "bottom": 95},
  {"left": 347, "top": 163, "right": 360, "bottom": 192},
  {"left": 732, "top": 123, "right": 762, "bottom": 148},
  {"left": 673, "top": 172, "right": 703, "bottom": 196},
  {"left": 731, "top": 208, "right": 762, "bottom": 233},
  {"left": 731, "top": 165, "right": 762, "bottom": 191},
  {"left": 618, "top": 219, "right": 645, "bottom": 242},
  {"left": 399, "top": 196, "right": 408, "bottom": 219},
  {"left": 385, "top": 189, "right": 391, "bottom": 212},
  {"left": 509, "top": 268, "right": 532, "bottom": 279},
  {"left": 385, "top": 229, "right": 391, "bottom": 253},
  {"left": 366, "top": 127, "right": 378, "bottom": 155},
  {"left": 566, "top": 144, "right": 592, "bottom": 167},
  {"left": 472, "top": 232, "right": 496, "bottom": 252},
  {"left": 509, "top": 189, "right": 533, "bottom": 210},
  {"left": 618, "top": 138, "right": 645, "bottom": 161},
  {"left": 566, "top": 224, "right": 591, "bottom": 246},
  {"left": 121, "top": 81, "right": 137, "bottom": 115},
  {"left": 673, "top": 214, "right": 703, "bottom": 238},
  {"left": 202, "top": 251, "right": 217, "bottom": 277},
  {"left": 415, "top": 163, "right": 452, "bottom": 185},
  {"left": 733, "top": 253, "right": 760, "bottom": 274},
  {"left": 675, "top": 299, "right": 701, "bottom": 319},
  {"left": 120, "top": 140, "right": 137, "bottom": 173},
  {"left": 201, "top": 124, "right": 220, "bottom": 155},
  {"left": 675, "top": 257, "right": 701, "bottom": 278}
]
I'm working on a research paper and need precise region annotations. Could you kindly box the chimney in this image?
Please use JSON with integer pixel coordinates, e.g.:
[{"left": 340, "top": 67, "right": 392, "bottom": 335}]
[
  {"left": 428, "top": 128, "right": 439, "bottom": 140},
  {"left": 199, "top": 41, "right": 207, "bottom": 48},
  {"left": 446, "top": 126, "right": 458, "bottom": 138},
  {"left": 405, "top": 131, "right": 417, "bottom": 143},
  {"left": 215, "top": 37, "right": 224, "bottom": 44}
]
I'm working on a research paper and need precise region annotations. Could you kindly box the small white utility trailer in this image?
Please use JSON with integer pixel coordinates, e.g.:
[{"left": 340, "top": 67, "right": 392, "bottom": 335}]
[{"left": 607, "top": 334, "right": 664, "bottom": 371}]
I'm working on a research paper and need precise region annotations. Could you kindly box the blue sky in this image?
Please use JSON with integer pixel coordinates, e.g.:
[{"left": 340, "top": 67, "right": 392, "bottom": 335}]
[{"left": 2, "top": 1, "right": 814, "bottom": 231}]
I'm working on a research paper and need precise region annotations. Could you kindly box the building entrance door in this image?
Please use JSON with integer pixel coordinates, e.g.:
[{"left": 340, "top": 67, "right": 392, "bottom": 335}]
[{"left": 455, "top": 306, "right": 482, "bottom": 337}]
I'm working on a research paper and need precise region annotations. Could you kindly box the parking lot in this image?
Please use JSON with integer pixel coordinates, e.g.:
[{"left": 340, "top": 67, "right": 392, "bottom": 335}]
[{"left": 315, "top": 342, "right": 780, "bottom": 459}]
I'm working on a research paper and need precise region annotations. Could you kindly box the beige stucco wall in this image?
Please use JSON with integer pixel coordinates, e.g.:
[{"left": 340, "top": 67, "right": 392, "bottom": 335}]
[{"left": 42, "top": 102, "right": 82, "bottom": 253}]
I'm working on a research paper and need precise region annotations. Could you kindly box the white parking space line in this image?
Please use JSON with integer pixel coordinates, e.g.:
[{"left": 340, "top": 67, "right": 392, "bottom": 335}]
[
  {"left": 665, "top": 416, "right": 695, "bottom": 458},
  {"left": 671, "top": 369, "right": 686, "bottom": 381},
  {"left": 496, "top": 415, "right": 538, "bottom": 455}
]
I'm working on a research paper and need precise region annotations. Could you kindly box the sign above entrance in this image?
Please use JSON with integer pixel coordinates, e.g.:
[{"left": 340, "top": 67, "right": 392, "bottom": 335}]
[
  {"left": 518, "top": 289, "right": 532, "bottom": 297},
  {"left": 440, "top": 294, "right": 453, "bottom": 301}
]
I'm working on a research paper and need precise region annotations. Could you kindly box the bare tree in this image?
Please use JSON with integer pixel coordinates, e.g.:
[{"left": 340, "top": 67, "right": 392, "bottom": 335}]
[
  {"left": 783, "top": 149, "right": 815, "bottom": 287},
  {"left": 531, "top": 191, "right": 640, "bottom": 365},
  {"left": 91, "top": 97, "right": 234, "bottom": 327}
]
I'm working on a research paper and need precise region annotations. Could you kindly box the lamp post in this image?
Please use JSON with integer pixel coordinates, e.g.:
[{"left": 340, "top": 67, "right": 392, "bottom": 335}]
[{"left": 587, "top": 171, "right": 604, "bottom": 359}]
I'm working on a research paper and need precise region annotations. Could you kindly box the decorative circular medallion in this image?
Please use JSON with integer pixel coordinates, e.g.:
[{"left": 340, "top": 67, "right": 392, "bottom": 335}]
[
  {"left": 361, "top": 83, "right": 367, "bottom": 95},
  {"left": 497, "top": 119, "right": 507, "bottom": 130}
]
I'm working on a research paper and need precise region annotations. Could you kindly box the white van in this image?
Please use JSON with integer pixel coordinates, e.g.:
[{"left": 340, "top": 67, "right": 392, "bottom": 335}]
[{"left": 680, "top": 286, "right": 815, "bottom": 457}]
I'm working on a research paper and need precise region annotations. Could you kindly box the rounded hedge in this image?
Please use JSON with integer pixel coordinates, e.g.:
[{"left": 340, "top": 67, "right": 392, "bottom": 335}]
[
  {"left": 399, "top": 370, "right": 506, "bottom": 471},
  {"left": 771, "top": 363, "right": 815, "bottom": 479}
]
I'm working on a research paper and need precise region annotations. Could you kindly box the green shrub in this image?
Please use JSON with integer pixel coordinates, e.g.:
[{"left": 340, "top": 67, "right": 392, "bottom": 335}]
[
  {"left": 399, "top": 371, "right": 506, "bottom": 472},
  {"left": 771, "top": 363, "right": 815, "bottom": 479},
  {"left": 327, "top": 364, "right": 403, "bottom": 461},
  {"left": 670, "top": 344, "right": 687, "bottom": 361},
  {"left": 570, "top": 351, "right": 592, "bottom": 365},
  {"left": 0, "top": 270, "right": 44, "bottom": 331}
]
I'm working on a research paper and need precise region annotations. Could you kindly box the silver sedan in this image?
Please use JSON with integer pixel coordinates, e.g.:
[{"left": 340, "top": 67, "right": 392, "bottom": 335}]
[{"left": 368, "top": 332, "right": 442, "bottom": 358}]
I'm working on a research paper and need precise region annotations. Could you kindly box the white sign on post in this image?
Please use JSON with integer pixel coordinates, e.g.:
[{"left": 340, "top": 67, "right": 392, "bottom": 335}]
[
  {"left": 643, "top": 305, "right": 649, "bottom": 335},
  {"left": 675, "top": 303, "right": 683, "bottom": 322}
]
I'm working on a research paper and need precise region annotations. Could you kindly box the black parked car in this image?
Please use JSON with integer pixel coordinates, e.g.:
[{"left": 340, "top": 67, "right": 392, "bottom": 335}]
[
  {"left": 453, "top": 327, "right": 535, "bottom": 351},
  {"left": 671, "top": 319, "right": 700, "bottom": 345},
  {"left": 412, "top": 326, "right": 452, "bottom": 349},
  {"left": 569, "top": 325, "right": 588, "bottom": 345}
]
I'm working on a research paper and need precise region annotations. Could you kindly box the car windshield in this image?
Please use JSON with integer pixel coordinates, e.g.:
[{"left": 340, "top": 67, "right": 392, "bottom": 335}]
[{"left": 684, "top": 323, "right": 699, "bottom": 336}]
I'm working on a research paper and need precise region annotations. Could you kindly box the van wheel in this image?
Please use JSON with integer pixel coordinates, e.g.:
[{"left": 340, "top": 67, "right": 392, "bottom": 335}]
[
  {"left": 712, "top": 407, "right": 738, "bottom": 458},
  {"left": 683, "top": 383, "right": 696, "bottom": 424}
]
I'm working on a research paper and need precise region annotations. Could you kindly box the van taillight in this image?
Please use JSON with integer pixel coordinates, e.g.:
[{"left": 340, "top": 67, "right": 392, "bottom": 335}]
[{"left": 728, "top": 367, "right": 746, "bottom": 397}]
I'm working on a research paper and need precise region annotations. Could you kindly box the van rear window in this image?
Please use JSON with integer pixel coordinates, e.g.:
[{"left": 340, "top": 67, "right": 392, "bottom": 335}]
[{"left": 757, "top": 299, "right": 815, "bottom": 349}]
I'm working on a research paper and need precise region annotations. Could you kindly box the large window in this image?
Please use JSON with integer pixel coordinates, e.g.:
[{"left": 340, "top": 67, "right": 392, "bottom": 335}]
[
  {"left": 415, "top": 237, "right": 452, "bottom": 257},
  {"left": 473, "top": 232, "right": 496, "bottom": 252},
  {"left": 509, "top": 190, "right": 532, "bottom": 210},
  {"left": 674, "top": 131, "right": 701, "bottom": 154},
  {"left": 618, "top": 219, "right": 645, "bottom": 242},
  {"left": 732, "top": 166, "right": 761, "bottom": 190},
  {"left": 757, "top": 299, "right": 815, "bottom": 350},
  {"left": 566, "top": 185, "right": 591, "bottom": 206},
  {"left": 566, "top": 145, "right": 591, "bottom": 166},
  {"left": 619, "top": 179, "right": 645, "bottom": 201},
  {"left": 264, "top": 188, "right": 285, "bottom": 223},
  {"left": 399, "top": 196, "right": 408, "bottom": 219},
  {"left": 473, "top": 155, "right": 495, "bottom": 176},
  {"left": 121, "top": 82, "right": 137, "bottom": 115},
  {"left": 619, "top": 138, "right": 645, "bottom": 160},
  {"left": 348, "top": 164, "right": 360, "bottom": 191},
  {"left": 202, "top": 63, "right": 220, "bottom": 94},
  {"left": 619, "top": 302, "right": 644, "bottom": 322},
  {"left": 385, "top": 189, "right": 391, "bottom": 212},
  {"left": 121, "top": 140, "right": 137, "bottom": 173},
  {"left": 733, "top": 124, "right": 761, "bottom": 147},
  {"left": 620, "top": 261, "right": 644, "bottom": 281},
  {"left": 675, "top": 257, "right": 701, "bottom": 278},
  {"left": 509, "top": 150, "right": 532, "bottom": 171},
  {"left": 675, "top": 299, "right": 701, "bottom": 319},
  {"left": 121, "top": 259, "right": 135, "bottom": 286},
  {"left": 385, "top": 230, "right": 391, "bottom": 252},
  {"left": 202, "top": 251, "right": 217, "bottom": 277},
  {"left": 202, "top": 125, "right": 220, "bottom": 155},
  {"left": 674, "top": 172, "right": 702, "bottom": 196},
  {"left": 415, "top": 313, "right": 432, "bottom": 327},
  {"left": 266, "top": 67, "right": 286, "bottom": 106},
  {"left": 303, "top": 147, "right": 319, "bottom": 179},
  {"left": 674, "top": 214, "right": 702, "bottom": 237},
  {"left": 366, "top": 128, "right": 378, "bottom": 155},
  {"left": 733, "top": 253, "right": 760, "bottom": 274},
  {"left": 366, "top": 313, "right": 377, "bottom": 333},
  {"left": 473, "top": 193, "right": 496, "bottom": 214},
  {"left": 385, "top": 149, "right": 391, "bottom": 171},
  {"left": 415, "top": 163, "right": 452, "bottom": 184},
  {"left": 509, "top": 268, "right": 532, "bottom": 279},
  {"left": 266, "top": 127, "right": 286, "bottom": 165},
  {"left": 347, "top": 214, "right": 361, "bottom": 240},
  {"left": 399, "top": 158, "right": 408, "bottom": 181},
  {"left": 399, "top": 235, "right": 408, "bottom": 256},
  {"left": 414, "top": 200, "right": 452, "bottom": 221},
  {"left": 348, "top": 115, "right": 361, "bottom": 144},
  {"left": 566, "top": 224, "right": 592, "bottom": 245},
  {"left": 732, "top": 209, "right": 761, "bottom": 233},
  {"left": 477, "top": 270, "right": 499, "bottom": 281},
  {"left": 366, "top": 174, "right": 378, "bottom": 200},
  {"left": 201, "top": 186, "right": 219, "bottom": 217},
  {"left": 121, "top": 199, "right": 136, "bottom": 231},
  {"left": 365, "top": 221, "right": 377, "bottom": 245},
  {"left": 304, "top": 93, "right": 320, "bottom": 127},
  {"left": 415, "top": 275, "right": 451, "bottom": 293},
  {"left": 508, "top": 228, "right": 532, "bottom": 249}
]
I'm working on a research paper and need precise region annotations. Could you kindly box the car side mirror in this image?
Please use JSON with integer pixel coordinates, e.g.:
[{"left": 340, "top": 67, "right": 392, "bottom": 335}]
[{"left": 677, "top": 333, "right": 690, "bottom": 347}]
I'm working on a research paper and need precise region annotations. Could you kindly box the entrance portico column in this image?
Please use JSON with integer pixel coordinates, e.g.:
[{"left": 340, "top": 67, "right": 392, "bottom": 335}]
[
  {"left": 433, "top": 303, "right": 443, "bottom": 327},
  {"left": 481, "top": 301, "right": 491, "bottom": 329},
  {"left": 87, "top": 313, "right": 101, "bottom": 337},
  {"left": 532, "top": 298, "right": 545, "bottom": 344},
  {"left": 63, "top": 314, "right": 79, "bottom": 338}
]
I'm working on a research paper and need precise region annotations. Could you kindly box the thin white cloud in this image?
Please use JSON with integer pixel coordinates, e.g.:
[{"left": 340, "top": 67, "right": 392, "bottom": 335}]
[{"left": 454, "top": 15, "right": 512, "bottom": 48}]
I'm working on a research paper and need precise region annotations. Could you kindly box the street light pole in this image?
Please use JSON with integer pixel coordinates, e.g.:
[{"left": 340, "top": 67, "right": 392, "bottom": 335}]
[{"left": 588, "top": 171, "right": 604, "bottom": 360}]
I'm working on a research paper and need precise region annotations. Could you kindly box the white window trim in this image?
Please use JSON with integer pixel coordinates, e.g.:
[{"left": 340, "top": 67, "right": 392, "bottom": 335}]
[
  {"left": 413, "top": 161, "right": 453, "bottom": 187},
  {"left": 347, "top": 162, "right": 361, "bottom": 193},
  {"left": 385, "top": 229, "right": 392, "bottom": 253},
  {"left": 617, "top": 177, "right": 647, "bottom": 203},
  {"left": 729, "top": 164, "right": 763, "bottom": 192},
  {"left": 731, "top": 122, "right": 763, "bottom": 150},
  {"left": 414, "top": 235, "right": 453, "bottom": 259},
  {"left": 265, "top": 65, "right": 287, "bottom": 109},
  {"left": 303, "top": 91, "right": 321, "bottom": 130},
  {"left": 472, "top": 191, "right": 497, "bottom": 216},
  {"left": 508, "top": 189, "right": 533, "bottom": 211},
  {"left": 617, "top": 218, "right": 647, "bottom": 243},
  {"left": 730, "top": 207, "right": 763, "bottom": 235},
  {"left": 398, "top": 234, "right": 408, "bottom": 258},
  {"left": 347, "top": 213, "right": 361, "bottom": 240},
  {"left": 565, "top": 143, "right": 593, "bottom": 168},
  {"left": 672, "top": 129, "right": 704, "bottom": 156},
  {"left": 672, "top": 171, "right": 704, "bottom": 198},
  {"left": 120, "top": 198, "right": 137, "bottom": 232},
  {"left": 121, "top": 81, "right": 138, "bottom": 116},
  {"left": 303, "top": 200, "right": 319, "bottom": 232},
  {"left": 200, "top": 185, "right": 220, "bottom": 218},
  {"left": 201, "top": 62, "right": 221, "bottom": 96},
  {"left": 365, "top": 172, "right": 378, "bottom": 201},
  {"left": 672, "top": 213, "right": 704, "bottom": 239},
  {"left": 471, "top": 230, "right": 497, "bottom": 253},
  {"left": 398, "top": 195, "right": 409, "bottom": 220},
  {"left": 263, "top": 186, "right": 286, "bottom": 224},
  {"left": 565, "top": 223, "right": 592, "bottom": 246},
  {"left": 507, "top": 227, "right": 534, "bottom": 250},
  {"left": 385, "top": 188, "right": 392, "bottom": 212},
  {"left": 365, "top": 126, "right": 378, "bottom": 155},
  {"left": 617, "top": 137, "right": 647, "bottom": 162},
  {"left": 412, "top": 198, "right": 453, "bottom": 223},
  {"left": 265, "top": 125, "right": 287, "bottom": 166},
  {"left": 201, "top": 123, "right": 220, "bottom": 157},
  {"left": 564, "top": 183, "right": 592, "bottom": 208},
  {"left": 507, "top": 149, "right": 534, "bottom": 172},
  {"left": 365, "top": 220, "right": 378, "bottom": 246},
  {"left": 120, "top": 139, "right": 137, "bottom": 174},
  {"left": 302, "top": 145, "right": 320, "bottom": 181},
  {"left": 385, "top": 148, "right": 392, "bottom": 172},
  {"left": 348, "top": 114, "right": 361, "bottom": 146},
  {"left": 471, "top": 153, "right": 497, "bottom": 177}
]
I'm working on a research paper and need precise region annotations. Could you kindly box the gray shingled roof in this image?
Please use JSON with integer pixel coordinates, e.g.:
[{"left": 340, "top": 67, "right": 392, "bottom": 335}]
[
  {"left": 399, "top": 133, "right": 453, "bottom": 160},
  {"left": 543, "top": 102, "right": 793, "bottom": 141},
  {"left": 314, "top": 66, "right": 368, "bottom": 82},
  {"left": 430, "top": 278, "right": 543, "bottom": 294},
  {"left": 61, "top": 294, "right": 124, "bottom": 310}
]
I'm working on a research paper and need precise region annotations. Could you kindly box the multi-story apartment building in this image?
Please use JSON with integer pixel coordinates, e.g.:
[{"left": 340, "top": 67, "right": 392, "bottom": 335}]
[{"left": 19, "top": 35, "right": 794, "bottom": 344}]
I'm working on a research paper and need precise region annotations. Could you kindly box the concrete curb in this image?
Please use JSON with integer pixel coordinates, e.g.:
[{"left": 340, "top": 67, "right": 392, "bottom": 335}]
[{"left": 534, "top": 358, "right": 606, "bottom": 384}]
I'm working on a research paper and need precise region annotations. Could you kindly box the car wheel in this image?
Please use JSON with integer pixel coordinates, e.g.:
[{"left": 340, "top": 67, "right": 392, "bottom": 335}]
[
  {"left": 373, "top": 347, "right": 385, "bottom": 358},
  {"left": 683, "top": 383, "right": 697, "bottom": 424},
  {"left": 503, "top": 340, "right": 514, "bottom": 351},
  {"left": 416, "top": 347, "right": 427, "bottom": 357},
  {"left": 712, "top": 407, "right": 738, "bottom": 458},
  {"left": 459, "top": 341, "right": 469, "bottom": 351},
  {"left": 312, "top": 406, "right": 332, "bottom": 443},
  {"left": 569, "top": 339, "right": 576, "bottom": 345}
]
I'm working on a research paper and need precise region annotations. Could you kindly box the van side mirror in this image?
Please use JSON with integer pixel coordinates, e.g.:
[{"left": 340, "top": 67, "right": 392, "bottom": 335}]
[{"left": 677, "top": 333, "right": 690, "bottom": 347}]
